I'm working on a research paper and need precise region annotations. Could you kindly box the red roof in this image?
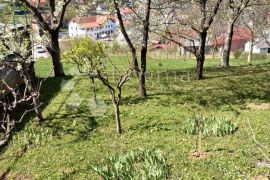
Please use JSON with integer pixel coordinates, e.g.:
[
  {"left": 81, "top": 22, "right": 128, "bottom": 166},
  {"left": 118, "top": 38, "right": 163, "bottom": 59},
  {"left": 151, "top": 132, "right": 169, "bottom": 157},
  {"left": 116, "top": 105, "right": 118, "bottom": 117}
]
[
  {"left": 32, "top": 0, "right": 46, "bottom": 5},
  {"left": 210, "top": 27, "right": 251, "bottom": 46},
  {"left": 72, "top": 16, "right": 114, "bottom": 28}
]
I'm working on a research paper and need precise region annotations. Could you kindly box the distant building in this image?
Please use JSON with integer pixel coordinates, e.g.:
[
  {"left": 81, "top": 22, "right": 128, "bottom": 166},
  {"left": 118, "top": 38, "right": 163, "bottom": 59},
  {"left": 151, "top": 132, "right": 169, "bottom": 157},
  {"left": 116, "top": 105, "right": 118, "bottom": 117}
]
[
  {"left": 244, "top": 39, "right": 270, "bottom": 53},
  {"left": 68, "top": 15, "right": 116, "bottom": 39},
  {"left": 209, "top": 27, "right": 251, "bottom": 52}
]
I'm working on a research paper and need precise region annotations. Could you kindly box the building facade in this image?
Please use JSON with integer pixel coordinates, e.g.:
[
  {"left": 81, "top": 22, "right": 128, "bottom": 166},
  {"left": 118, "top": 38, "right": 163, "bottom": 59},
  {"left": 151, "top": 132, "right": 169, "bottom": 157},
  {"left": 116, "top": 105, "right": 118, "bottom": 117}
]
[
  {"left": 245, "top": 39, "right": 270, "bottom": 54},
  {"left": 68, "top": 16, "right": 116, "bottom": 39}
]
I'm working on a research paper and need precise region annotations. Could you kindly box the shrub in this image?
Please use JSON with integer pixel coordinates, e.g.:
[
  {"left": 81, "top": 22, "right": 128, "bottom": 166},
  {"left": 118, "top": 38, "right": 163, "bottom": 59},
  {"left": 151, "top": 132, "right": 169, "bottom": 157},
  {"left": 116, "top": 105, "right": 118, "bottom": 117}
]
[
  {"left": 92, "top": 149, "right": 170, "bottom": 179},
  {"left": 233, "top": 50, "right": 243, "bottom": 60},
  {"left": 182, "top": 115, "right": 238, "bottom": 137}
]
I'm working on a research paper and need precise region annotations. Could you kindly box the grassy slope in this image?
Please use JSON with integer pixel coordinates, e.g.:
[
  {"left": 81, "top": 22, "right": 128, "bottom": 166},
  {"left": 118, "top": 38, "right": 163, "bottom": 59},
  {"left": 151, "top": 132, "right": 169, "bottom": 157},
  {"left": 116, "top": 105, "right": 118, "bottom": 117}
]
[{"left": 0, "top": 56, "right": 270, "bottom": 179}]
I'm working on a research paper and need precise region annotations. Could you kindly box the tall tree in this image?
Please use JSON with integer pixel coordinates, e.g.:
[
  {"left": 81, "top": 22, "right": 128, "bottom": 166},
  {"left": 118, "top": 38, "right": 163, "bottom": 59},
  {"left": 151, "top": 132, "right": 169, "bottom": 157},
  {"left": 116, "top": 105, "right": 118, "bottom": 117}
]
[
  {"left": 155, "top": 0, "right": 223, "bottom": 79},
  {"left": 19, "top": 0, "right": 72, "bottom": 77},
  {"left": 242, "top": 0, "right": 270, "bottom": 64},
  {"left": 113, "top": 0, "right": 151, "bottom": 98},
  {"left": 220, "top": 0, "right": 251, "bottom": 68},
  {"left": 0, "top": 24, "right": 47, "bottom": 146}
]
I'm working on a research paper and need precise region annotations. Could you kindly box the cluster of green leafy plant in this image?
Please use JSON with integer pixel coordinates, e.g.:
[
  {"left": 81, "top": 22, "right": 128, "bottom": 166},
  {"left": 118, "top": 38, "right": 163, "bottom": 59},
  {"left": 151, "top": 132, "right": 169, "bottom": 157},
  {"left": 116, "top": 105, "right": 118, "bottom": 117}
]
[
  {"left": 92, "top": 149, "right": 170, "bottom": 179},
  {"left": 183, "top": 115, "right": 238, "bottom": 137},
  {"left": 11, "top": 127, "right": 53, "bottom": 152}
]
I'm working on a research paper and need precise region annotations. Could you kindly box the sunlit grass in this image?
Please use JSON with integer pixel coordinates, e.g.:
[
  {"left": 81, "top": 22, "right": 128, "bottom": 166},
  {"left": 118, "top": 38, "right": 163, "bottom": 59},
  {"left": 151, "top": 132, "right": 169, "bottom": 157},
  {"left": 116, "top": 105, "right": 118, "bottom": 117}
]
[{"left": 0, "top": 56, "right": 270, "bottom": 178}]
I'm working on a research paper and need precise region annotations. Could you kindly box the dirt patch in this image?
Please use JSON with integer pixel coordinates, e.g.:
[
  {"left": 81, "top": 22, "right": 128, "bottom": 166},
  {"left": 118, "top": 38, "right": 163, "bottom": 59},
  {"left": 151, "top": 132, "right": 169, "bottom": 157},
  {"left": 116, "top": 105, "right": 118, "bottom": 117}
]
[
  {"left": 246, "top": 103, "right": 270, "bottom": 110},
  {"left": 0, "top": 171, "right": 31, "bottom": 180},
  {"left": 189, "top": 151, "right": 208, "bottom": 160},
  {"left": 251, "top": 175, "right": 269, "bottom": 180}
]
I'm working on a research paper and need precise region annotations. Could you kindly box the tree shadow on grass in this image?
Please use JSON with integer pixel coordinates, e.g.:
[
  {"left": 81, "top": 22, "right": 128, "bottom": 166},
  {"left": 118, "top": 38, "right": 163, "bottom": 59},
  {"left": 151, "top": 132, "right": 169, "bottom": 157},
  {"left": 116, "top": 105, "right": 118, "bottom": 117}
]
[
  {"left": 108, "top": 63, "right": 270, "bottom": 108},
  {"left": 142, "top": 63, "right": 270, "bottom": 109},
  {"left": 0, "top": 76, "right": 72, "bottom": 153},
  {"left": 148, "top": 62, "right": 270, "bottom": 79},
  {"left": 128, "top": 120, "right": 179, "bottom": 132},
  {"left": 45, "top": 106, "right": 98, "bottom": 141},
  {"left": 121, "top": 95, "right": 157, "bottom": 106}
]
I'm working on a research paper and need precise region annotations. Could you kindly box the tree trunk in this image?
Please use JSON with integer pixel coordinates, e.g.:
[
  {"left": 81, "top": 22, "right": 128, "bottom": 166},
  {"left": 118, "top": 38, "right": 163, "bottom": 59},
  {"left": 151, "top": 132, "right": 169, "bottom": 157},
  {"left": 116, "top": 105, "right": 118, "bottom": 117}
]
[
  {"left": 0, "top": 131, "right": 10, "bottom": 147},
  {"left": 248, "top": 36, "right": 254, "bottom": 65},
  {"left": 221, "top": 22, "right": 234, "bottom": 68},
  {"left": 29, "top": 63, "right": 44, "bottom": 124},
  {"left": 138, "top": 0, "right": 151, "bottom": 98},
  {"left": 113, "top": 103, "right": 122, "bottom": 134},
  {"left": 131, "top": 49, "right": 140, "bottom": 78},
  {"left": 0, "top": 113, "right": 11, "bottom": 147},
  {"left": 196, "top": 118, "right": 203, "bottom": 156},
  {"left": 196, "top": 32, "right": 207, "bottom": 80},
  {"left": 140, "top": 48, "right": 147, "bottom": 98},
  {"left": 139, "top": 0, "right": 151, "bottom": 98},
  {"left": 33, "top": 97, "right": 44, "bottom": 124},
  {"left": 47, "top": 31, "right": 65, "bottom": 77},
  {"left": 212, "top": 34, "right": 217, "bottom": 59},
  {"left": 90, "top": 76, "right": 97, "bottom": 104},
  {"left": 212, "top": 47, "right": 216, "bottom": 60},
  {"left": 113, "top": 0, "right": 139, "bottom": 76}
]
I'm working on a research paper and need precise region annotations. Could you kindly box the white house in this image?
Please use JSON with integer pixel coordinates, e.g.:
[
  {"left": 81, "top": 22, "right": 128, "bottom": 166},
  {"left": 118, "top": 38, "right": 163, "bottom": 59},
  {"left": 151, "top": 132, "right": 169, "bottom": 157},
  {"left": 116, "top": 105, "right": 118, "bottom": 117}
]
[
  {"left": 69, "top": 15, "right": 116, "bottom": 39},
  {"left": 244, "top": 38, "right": 270, "bottom": 54}
]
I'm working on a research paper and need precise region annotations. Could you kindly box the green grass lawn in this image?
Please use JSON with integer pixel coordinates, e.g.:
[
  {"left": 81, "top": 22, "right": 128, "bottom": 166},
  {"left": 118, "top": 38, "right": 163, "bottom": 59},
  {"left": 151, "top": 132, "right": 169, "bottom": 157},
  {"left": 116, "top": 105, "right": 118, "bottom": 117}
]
[{"left": 0, "top": 56, "right": 270, "bottom": 179}]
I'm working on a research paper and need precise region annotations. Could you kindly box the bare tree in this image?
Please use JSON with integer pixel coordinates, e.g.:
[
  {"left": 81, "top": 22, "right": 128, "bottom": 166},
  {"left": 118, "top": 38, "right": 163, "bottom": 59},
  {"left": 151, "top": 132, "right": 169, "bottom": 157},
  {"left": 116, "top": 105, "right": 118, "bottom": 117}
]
[
  {"left": 220, "top": 0, "right": 251, "bottom": 68},
  {"left": 0, "top": 61, "right": 48, "bottom": 146},
  {"left": 154, "top": 0, "right": 223, "bottom": 79},
  {"left": 113, "top": 0, "right": 151, "bottom": 98},
  {"left": 0, "top": 26, "right": 48, "bottom": 146},
  {"left": 63, "top": 37, "right": 131, "bottom": 134},
  {"left": 18, "top": 0, "right": 72, "bottom": 77},
  {"left": 242, "top": 0, "right": 270, "bottom": 64},
  {"left": 208, "top": 21, "right": 223, "bottom": 59},
  {"left": 97, "top": 67, "right": 131, "bottom": 134}
]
